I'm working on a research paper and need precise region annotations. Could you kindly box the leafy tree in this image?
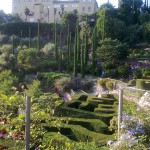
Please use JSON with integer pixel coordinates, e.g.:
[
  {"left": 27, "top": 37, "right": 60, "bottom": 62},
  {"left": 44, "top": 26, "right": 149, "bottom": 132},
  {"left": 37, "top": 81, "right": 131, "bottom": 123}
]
[
  {"left": 96, "top": 38, "right": 128, "bottom": 69},
  {"left": 139, "top": 11, "right": 150, "bottom": 24},
  {"left": 96, "top": 6, "right": 126, "bottom": 41},
  {"left": 17, "top": 48, "right": 42, "bottom": 71},
  {"left": 0, "top": 10, "right": 21, "bottom": 25},
  {"left": 118, "top": 0, "right": 143, "bottom": 24}
]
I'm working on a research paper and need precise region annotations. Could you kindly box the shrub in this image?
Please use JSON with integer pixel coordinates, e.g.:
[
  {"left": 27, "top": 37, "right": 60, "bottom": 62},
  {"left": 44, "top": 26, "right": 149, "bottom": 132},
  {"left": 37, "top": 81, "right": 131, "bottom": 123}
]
[
  {"left": 41, "top": 42, "right": 55, "bottom": 57},
  {"left": 97, "top": 78, "right": 108, "bottom": 89},
  {"left": 142, "top": 68, "right": 150, "bottom": 78},
  {"left": 54, "top": 77, "right": 72, "bottom": 93},
  {"left": 117, "top": 64, "right": 130, "bottom": 78},
  {"left": 133, "top": 69, "right": 142, "bottom": 79},
  {"left": 0, "top": 70, "right": 18, "bottom": 95},
  {"left": 17, "top": 48, "right": 42, "bottom": 71},
  {"left": 25, "top": 80, "right": 43, "bottom": 98}
]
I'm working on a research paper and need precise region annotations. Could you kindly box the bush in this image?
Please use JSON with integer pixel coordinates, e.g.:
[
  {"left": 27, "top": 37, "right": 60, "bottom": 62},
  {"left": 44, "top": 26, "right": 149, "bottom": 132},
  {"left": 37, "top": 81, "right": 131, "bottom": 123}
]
[{"left": 117, "top": 64, "right": 130, "bottom": 78}]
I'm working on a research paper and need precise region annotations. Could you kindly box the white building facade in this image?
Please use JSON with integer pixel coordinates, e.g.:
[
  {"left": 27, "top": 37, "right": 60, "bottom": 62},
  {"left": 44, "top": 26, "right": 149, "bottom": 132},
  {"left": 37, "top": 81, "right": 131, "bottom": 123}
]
[{"left": 12, "top": 0, "right": 98, "bottom": 23}]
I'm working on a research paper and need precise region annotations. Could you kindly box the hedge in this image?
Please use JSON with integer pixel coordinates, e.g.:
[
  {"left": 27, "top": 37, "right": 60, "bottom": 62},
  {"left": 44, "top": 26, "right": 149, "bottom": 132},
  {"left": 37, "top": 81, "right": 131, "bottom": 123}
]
[
  {"left": 136, "top": 79, "right": 150, "bottom": 90},
  {"left": 79, "top": 102, "right": 94, "bottom": 111},
  {"left": 54, "top": 106, "right": 114, "bottom": 125},
  {"left": 0, "top": 22, "right": 61, "bottom": 38},
  {"left": 65, "top": 100, "right": 82, "bottom": 109},
  {"left": 94, "top": 108, "right": 116, "bottom": 114},
  {"left": 50, "top": 117, "right": 108, "bottom": 133},
  {"left": 42, "top": 123, "right": 114, "bottom": 144}
]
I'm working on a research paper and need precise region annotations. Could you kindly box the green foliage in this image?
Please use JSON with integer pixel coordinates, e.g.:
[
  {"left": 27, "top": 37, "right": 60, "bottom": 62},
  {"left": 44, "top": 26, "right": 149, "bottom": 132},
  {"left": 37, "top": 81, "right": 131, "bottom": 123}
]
[
  {"left": 41, "top": 42, "right": 55, "bottom": 57},
  {"left": 0, "top": 44, "right": 15, "bottom": 71},
  {"left": 96, "top": 7, "right": 126, "bottom": 41},
  {"left": 96, "top": 38, "right": 128, "bottom": 70},
  {"left": 105, "top": 81, "right": 114, "bottom": 90},
  {"left": 142, "top": 68, "right": 150, "bottom": 78},
  {"left": 17, "top": 48, "right": 42, "bottom": 71},
  {"left": 127, "top": 79, "right": 136, "bottom": 86},
  {"left": 0, "top": 22, "right": 58, "bottom": 39},
  {"left": 145, "top": 22, "right": 150, "bottom": 42},
  {"left": 54, "top": 77, "right": 71, "bottom": 93},
  {"left": 62, "top": 12, "right": 78, "bottom": 34},
  {"left": 117, "top": 64, "right": 130, "bottom": 78},
  {"left": 97, "top": 78, "right": 114, "bottom": 91},
  {"left": 0, "top": 34, "right": 10, "bottom": 44},
  {"left": 25, "top": 80, "right": 43, "bottom": 98},
  {"left": 0, "top": 70, "right": 18, "bottom": 95},
  {"left": 133, "top": 69, "right": 142, "bottom": 79},
  {"left": 136, "top": 79, "right": 150, "bottom": 90}
]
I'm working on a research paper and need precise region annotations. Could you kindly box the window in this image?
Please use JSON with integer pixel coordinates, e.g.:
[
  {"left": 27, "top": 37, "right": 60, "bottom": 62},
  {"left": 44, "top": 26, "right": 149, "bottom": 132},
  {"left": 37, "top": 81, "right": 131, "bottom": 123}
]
[
  {"left": 88, "top": 7, "right": 91, "bottom": 12},
  {"left": 88, "top": 0, "right": 91, "bottom": 2},
  {"left": 82, "top": 0, "right": 86, "bottom": 2},
  {"left": 13, "top": 0, "right": 17, "bottom": 3},
  {"left": 82, "top": 7, "right": 85, "bottom": 12}
]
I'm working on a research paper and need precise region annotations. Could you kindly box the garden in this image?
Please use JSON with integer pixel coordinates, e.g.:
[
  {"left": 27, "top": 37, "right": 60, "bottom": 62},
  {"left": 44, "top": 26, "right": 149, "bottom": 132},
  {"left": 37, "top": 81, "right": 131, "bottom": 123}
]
[{"left": 0, "top": 0, "right": 150, "bottom": 149}]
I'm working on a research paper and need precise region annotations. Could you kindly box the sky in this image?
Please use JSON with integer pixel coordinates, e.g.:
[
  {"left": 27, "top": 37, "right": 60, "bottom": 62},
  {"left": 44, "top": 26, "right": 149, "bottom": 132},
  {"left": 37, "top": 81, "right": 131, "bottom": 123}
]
[{"left": 0, "top": 0, "right": 118, "bottom": 14}]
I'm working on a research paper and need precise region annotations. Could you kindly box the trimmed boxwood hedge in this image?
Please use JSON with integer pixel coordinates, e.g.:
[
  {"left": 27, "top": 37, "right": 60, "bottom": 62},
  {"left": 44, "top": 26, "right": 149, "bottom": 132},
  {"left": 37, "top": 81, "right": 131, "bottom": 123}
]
[
  {"left": 98, "top": 104, "right": 117, "bottom": 109},
  {"left": 94, "top": 108, "right": 116, "bottom": 114},
  {"left": 42, "top": 123, "right": 114, "bottom": 143},
  {"left": 79, "top": 102, "right": 94, "bottom": 111},
  {"left": 136, "top": 79, "right": 150, "bottom": 90},
  {"left": 65, "top": 100, "right": 82, "bottom": 109},
  {"left": 54, "top": 106, "right": 114, "bottom": 125},
  {"left": 50, "top": 117, "right": 108, "bottom": 133}
]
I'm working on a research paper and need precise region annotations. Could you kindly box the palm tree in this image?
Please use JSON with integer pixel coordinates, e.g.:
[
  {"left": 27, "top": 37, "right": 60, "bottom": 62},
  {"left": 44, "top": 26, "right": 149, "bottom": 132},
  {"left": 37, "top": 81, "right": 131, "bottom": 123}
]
[{"left": 24, "top": 8, "right": 30, "bottom": 21}]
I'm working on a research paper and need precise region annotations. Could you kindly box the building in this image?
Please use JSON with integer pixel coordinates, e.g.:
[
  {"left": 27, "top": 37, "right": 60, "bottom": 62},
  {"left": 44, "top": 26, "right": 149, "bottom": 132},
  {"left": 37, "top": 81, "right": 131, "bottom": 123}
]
[{"left": 12, "top": 0, "right": 98, "bottom": 23}]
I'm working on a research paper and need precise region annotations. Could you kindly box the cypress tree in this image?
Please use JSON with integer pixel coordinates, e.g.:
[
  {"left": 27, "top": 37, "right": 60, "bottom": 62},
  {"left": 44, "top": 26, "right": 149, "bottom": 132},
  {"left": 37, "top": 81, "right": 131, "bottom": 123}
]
[
  {"left": 20, "top": 30, "right": 23, "bottom": 49},
  {"left": 81, "top": 43, "right": 85, "bottom": 78},
  {"left": 84, "top": 15, "right": 88, "bottom": 65},
  {"left": 73, "top": 27, "right": 77, "bottom": 77},
  {"left": 54, "top": 21, "right": 58, "bottom": 61},
  {"left": 37, "top": 21, "right": 40, "bottom": 51},
  {"left": 92, "top": 27, "right": 97, "bottom": 75},
  {"left": 69, "top": 32, "right": 71, "bottom": 62},
  {"left": 67, "top": 24, "right": 70, "bottom": 73},
  {"left": 12, "top": 36, "right": 15, "bottom": 55},
  {"left": 76, "top": 19, "right": 80, "bottom": 62},
  {"left": 29, "top": 27, "right": 31, "bottom": 48},
  {"left": 102, "top": 8, "right": 106, "bottom": 41},
  {"left": 59, "top": 31, "right": 62, "bottom": 72}
]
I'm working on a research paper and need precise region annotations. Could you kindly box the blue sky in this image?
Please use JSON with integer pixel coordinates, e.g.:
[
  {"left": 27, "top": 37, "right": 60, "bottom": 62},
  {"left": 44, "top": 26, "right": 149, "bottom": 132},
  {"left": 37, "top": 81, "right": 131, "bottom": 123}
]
[{"left": 0, "top": 0, "right": 118, "bottom": 14}]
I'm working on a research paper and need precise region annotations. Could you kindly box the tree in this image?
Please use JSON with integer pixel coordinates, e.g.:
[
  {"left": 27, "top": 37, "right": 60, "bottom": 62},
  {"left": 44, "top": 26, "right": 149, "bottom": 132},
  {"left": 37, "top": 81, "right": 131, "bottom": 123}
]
[
  {"left": 24, "top": 8, "right": 30, "bottom": 21},
  {"left": 96, "top": 38, "right": 128, "bottom": 69},
  {"left": 17, "top": 48, "right": 42, "bottom": 71},
  {"left": 118, "top": 0, "right": 143, "bottom": 24},
  {"left": 0, "top": 10, "right": 21, "bottom": 25},
  {"left": 62, "top": 12, "right": 78, "bottom": 34}
]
